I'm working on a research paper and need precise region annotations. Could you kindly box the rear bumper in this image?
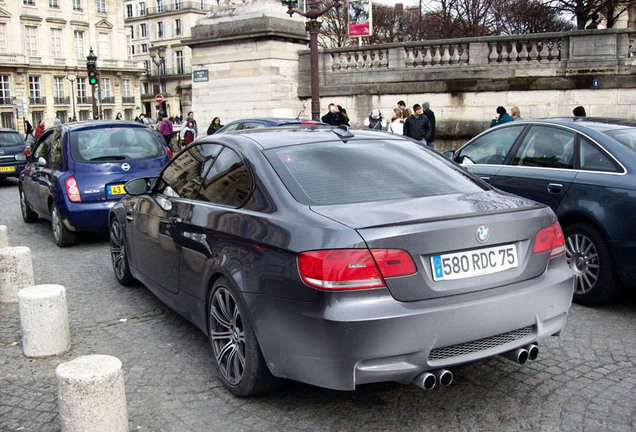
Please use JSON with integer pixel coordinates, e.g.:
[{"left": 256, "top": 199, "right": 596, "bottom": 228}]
[
  {"left": 62, "top": 200, "right": 118, "bottom": 231},
  {"left": 0, "top": 162, "right": 27, "bottom": 178},
  {"left": 246, "top": 259, "right": 574, "bottom": 391}
]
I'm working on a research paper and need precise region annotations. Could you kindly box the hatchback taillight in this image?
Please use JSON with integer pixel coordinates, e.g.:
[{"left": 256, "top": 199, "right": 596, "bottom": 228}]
[
  {"left": 297, "top": 249, "right": 416, "bottom": 291},
  {"left": 533, "top": 221, "right": 565, "bottom": 258},
  {"left": 65, "top": 177, "right": 82, "bottom": 202}
]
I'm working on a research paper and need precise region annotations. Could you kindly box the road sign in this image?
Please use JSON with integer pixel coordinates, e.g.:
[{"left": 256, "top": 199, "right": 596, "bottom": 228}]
[{"left": 155, "top": 94, "right": 164, "bottom": 104}]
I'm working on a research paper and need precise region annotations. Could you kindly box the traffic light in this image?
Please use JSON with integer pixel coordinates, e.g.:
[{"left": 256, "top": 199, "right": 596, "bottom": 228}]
[{"left": 87, "top": 63, "right": 98, "bottom": 86}]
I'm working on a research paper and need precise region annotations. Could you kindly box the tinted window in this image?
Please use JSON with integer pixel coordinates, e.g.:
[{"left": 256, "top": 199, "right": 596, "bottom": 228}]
[
  {"left": 457, "top": 125, "right": 524, "bottom": 165},
  {"left": 266, "top": 139, "right": 487, "bottom": 205},
  {"left": 578, "top": 136, "right": 620, "bottom": 172},
  {"left": 0, "top": 131, "right": 23, "bottom": 146},
  {"left": 512, "top": 126, "right": 574, "bottom": 168},
  {"left": 70, "top": 126, "right": 164, "bottom": 163},
  {"left": 198, "top": 147, "right": 252, "bottom": 207},
  {"left": 222, "top": 122, "right": 240, "bottom": 133},
  {"left": 241, "top": 121, "right": 267, "bottom": 130},
  {"left": 604, "top": 128, "right": 636, "bottom": 152},
  {"left": 48, "top": 131, "right": 63, "bottom": 166},
  {"left": 157, "top": 144, "right": 222, "bottom": 199},
  {"left": 33, "top": 131, "right": 55, "bottom": 161}
]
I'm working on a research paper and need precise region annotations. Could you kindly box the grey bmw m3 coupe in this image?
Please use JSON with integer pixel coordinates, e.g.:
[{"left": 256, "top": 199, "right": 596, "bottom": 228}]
[{"left": 109, "top": 125, "right": 574, "bottom": 396}]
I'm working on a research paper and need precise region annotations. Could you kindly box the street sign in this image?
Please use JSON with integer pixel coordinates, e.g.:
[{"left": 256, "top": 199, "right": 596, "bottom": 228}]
[
  {"left": 155, "top": 94, "right": 164, "bottom": 104},
  {"left": 192, "top": 70, "right": 209, "bottom": 83}
]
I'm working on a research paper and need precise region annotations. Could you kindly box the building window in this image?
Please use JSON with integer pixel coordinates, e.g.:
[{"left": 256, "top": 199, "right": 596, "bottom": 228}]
[
  {"left": 77, "top": 77, "right": 87, "bottom": 103},
  {"left": 141, "top": 44, "right": 148, "bottom": 53},
  {"left": 157, "top": 0, "right": 164, "bottom": 13},
  {"left": 140, "top": 23, "right": 147, "bottom": 38},
  {"left": 49, "top": 0, "right": 59, "bottom": 8},
  {"left": 122, "top": 79, "right": 133, "bottom": 103},
  {"left": 139, "top": 2, "right": 146, "bottom": 16},
  {"left": 74, "top": 30, "right": 85, "bottom": 60},
  {"left": 54, "top": 77, "right": 65, "bottom": 103},
  {"left": 51, "top": 29, "right": 62, "bottom": 58},
  {"left": 25, "top": 26, "right": 38, "bottom": 57},
  {"left": 173, "top": 0, "right": 182, "bottom": 9},
  {"left": 175, "top": 50, "right": 185, "bottom": 74},
  {"left": 56, "top": 110, "right": 67, "bottom": 123},
  {"left": 143, "top": 60, "right": 149, "bottom": 71},
  {"left": 103, "top": 109, "right": 112, "bottom": 120},
  {"left": 23, "top": 0, "right": 36, "bottom": 5},
  {"left": 173, "top": 19, "right": 182, "bottom": 37},
  {"left": 126, "top": 4, "right": 133, "bottom": 18},
  {"left": 124, "top": 109, "right": 133, "bottom": 120},
  {"left": 98, "top": 33, "right": 109, "bottom": 59},
  {"left": 143, "top": 82, "right": 150, "bottom": 95},
  {"left": 96, "top": 0, "right": 106, "bottom": 13},
  {"left": 156, "top": 22, "right": 164, "bottom": 39},
  {"left": 73, "top": 0, "right": 82, "bottom": 11},
  {"left": 79, "top": 110, "right": 90, "bottom": 121},
  {"left": 0, "top": 24, "right": 7, "bottom": 54},
  {"left": 29, "top": 76, "right": 42, "bottom": 104},
  {"left": 101, "top": 78, "right": 111, "bottom": 97},
  {"left": 126, "top": 31, "right": 133, "bottom": 59},
  {"left": 1, "top": 112, "right": 15, "bottom": 129},
  {"left": 0, "top": 75, "right": 11, "bottom": 105}
]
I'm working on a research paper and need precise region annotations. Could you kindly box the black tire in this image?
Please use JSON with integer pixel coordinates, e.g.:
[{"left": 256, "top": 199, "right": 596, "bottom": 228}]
[
  {"left": 109, "top": 217, "right": 136, "bottom": 286},
  {"left": 50, "top": 204, "right": 75, "bottom": 247},
  {"left": 208, "top": 277, "right": 276, "bottom": 397},
  {"left": 19, "top": 187, "right": 38, "bottom": 223},
  {"left": 564, "top": 222, "right": 620, "bottom": 305}
]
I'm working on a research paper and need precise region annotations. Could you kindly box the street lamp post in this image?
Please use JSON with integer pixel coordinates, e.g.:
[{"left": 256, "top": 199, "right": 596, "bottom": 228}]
[
  {"left": 64, "top": 66, "right": 78, "bottom": 121},
  {"left": 149, "top": 45, "right": 166, "bottom": 117},
  {"left": 282, "top": 0, "right": 343, "bottom": 121}
]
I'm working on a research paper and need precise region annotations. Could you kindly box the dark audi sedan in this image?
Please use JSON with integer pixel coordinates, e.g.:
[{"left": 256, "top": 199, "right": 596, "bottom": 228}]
[
  {"left": 447, "top": 118, "right": 636, "bottom": 305},
  {"left": 110, "top": 126, "right": 573, "bottom": 396},
  {"left": 213, "top": 117, "right": 325, "bottom": 134},
  {"left": 0, "top": 129, "right": 27, "bottom": 178}
]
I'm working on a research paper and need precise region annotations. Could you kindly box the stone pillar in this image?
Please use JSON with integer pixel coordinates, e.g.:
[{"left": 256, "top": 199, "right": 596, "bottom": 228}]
[
  {"left": 0, "top": 246, "right": 34, "bottom": 303},
  {"left": 19, "top": 284, "right": 71, "bottom": 357},
  {"left": 56, "top": 355, "right": 128, "bottom": 432}
]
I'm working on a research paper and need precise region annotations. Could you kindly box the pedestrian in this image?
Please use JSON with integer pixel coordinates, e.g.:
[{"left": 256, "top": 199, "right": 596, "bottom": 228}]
[
  {"left": 207, "top": 117, "right": 223, "bottom": 135},
  {"left": 53, "top": 116, "right": 62, "bottom": 126},
  {"left": 24, "top": 120, "right": 34, "bottom": 142},
  {"left": 586, "top": 13, "right": 600, "bottom": 29},
  {"left": 573, "top": 106, "right": 587, "bottom": 117},
  {"left": 116, "top": 112, "right": 123, "bottom": 120},
  {"left": 364, "top": 109, "right": 387, "bottom": 130},
  {"left": 397, "top": 100, "right": 411, "bottom": 119},
  {"left": 181, "top": 111, "right": 198, "bottom": 140},
  {"left": 490, "top": 106, "right": 513, "bottom": 128},
  {"left": 321, "top": 103, "right": 349, "bottom": 126},
  {"left": 388, "top": 108, "right": 404, "bottom": 135},
  {"left": 403, "top": 104, "right": 433, "bottom": 146},
  {"left": 67, "top": 117, "right": 73, "bottom": 123},
  {"left": 34, "top": 119, "right": 45, "bottom": 139},
  {"left": 180, "top": 120, "right": 196, "bottom": 146},
  {"left": 422, "top": 102, "right": 436, "bottom": 146},
  {"left": 159, "top": 115, "right": 174, "bottom": 146},
  {"left": 510, "top": 106, "right": 522, "bottom": 120}
]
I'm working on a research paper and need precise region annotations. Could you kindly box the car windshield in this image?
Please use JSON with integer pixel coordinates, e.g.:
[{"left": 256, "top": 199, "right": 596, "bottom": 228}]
[
  {"left": 0, "top": 131, "right": 24, "bottom": 146},
  {"left": 604, "top": 128, "right": 636, "bottom": 152},
  {"left": 265, "top": 139, "right": 488, "bottom": 205},
  {"left": 70, "top": 127, "right": 164, "bottom": 163}
]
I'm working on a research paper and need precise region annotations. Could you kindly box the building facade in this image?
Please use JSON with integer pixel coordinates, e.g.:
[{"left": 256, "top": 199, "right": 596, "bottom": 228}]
[
  {"left": 0, "top": 0, "right": 145, "bottom": 134},
  {"left": 124, "top": 0, "right": 217, "bottom": 121}
]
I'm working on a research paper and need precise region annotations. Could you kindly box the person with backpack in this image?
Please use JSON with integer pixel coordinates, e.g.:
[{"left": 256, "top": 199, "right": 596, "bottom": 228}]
[{"left": 180, "top": 120, "right": 196, "bottom": 146}]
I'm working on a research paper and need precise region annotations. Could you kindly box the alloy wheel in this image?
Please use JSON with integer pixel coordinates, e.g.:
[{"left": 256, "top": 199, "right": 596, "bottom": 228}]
[
  {"left": 565, "top": 232, "right": 600, "bottom": 296},
  {"left": 110, "top": 220, "right": 127, "bottom": 281},
  {"left": 51, "top": 206, "right": 61, "bottom": 242},
  {"left": 210, "top": 287, "right": 246, "bottom": 386}
]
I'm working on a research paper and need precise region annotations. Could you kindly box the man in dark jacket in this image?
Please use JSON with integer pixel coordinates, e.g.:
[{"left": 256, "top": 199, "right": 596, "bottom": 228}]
[
  {"left": 422, "top": 102, "right": 436, "bottom": 146},
  {"left": 403, "top": 104, "right": 433, "bottom": 147},
  {"left": 321, "top": 103, "right": 349, "bottom": 126}
]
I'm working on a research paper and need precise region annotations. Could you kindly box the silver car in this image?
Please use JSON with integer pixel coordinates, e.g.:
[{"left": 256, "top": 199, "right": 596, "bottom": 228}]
[{"left": 109, "top": 126, "right": 574, "bottom": 396}]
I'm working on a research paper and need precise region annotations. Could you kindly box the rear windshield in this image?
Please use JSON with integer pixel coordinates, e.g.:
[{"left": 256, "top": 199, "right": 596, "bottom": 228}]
[
  {"left": 605, "top": 128, "right": 636, "bottom": 152},
  {"left": 265, "top": 139, "right": 488, "bottom": 205},
  {"left": 0, "top": 131, "right": 24, "bottom": 146},
  {"left": 70, "top": 126, "right": 164, "bottom": 163}
]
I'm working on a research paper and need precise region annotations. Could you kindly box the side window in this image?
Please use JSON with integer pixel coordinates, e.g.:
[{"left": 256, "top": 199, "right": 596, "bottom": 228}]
[
  {"left": 222, "top": 123, "right": 240, "bottom": 133},
  {"left": 240, "top": 121, "right": 266, "bottom": 131},
  {"left": 48, "top": 131, "right": 63, "bottom": 165},
  {"left": 198, "top": 147, "right": 252, "bottom": 207},
  {"left": 33, "top": 131, "right": 55, "bottom": 161},
  {"left": 157, "top": 143, "right": 222, "bottom": 199},
  {"left": 578, "top": 136, "right": 621, "bottom": 172},
  {"left": 512, "top": 126, "right": 574, "bottom": 168},
  {"left": 457, "top": 126, "right": 524, "bottom": 165}
]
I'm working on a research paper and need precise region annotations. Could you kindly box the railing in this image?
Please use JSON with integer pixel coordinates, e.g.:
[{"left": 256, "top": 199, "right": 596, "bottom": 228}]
[
  {"left": 122, "top": 96, "right": 135, "bottom": 104},
  {"left": 0, "top": 98, "right": 12, "bottom": 106},
  {"left": 487, "top": 34, "right": 564, "bottom": 64},
  {"left": 54, "top": 96, "right": 70, "bottom": 105},
  {"left": 404, "top": 43, "right": 469, "bottom": 68},
  {"left": 146, "top": 66, "right": 192, "bottom": 78},
  {"left": 101, "top": 96, "right": 115, "bottom": 104},
  {"left": 29, "top": 97, "right": 46, "bottom": 105},
  {"left": 77, "top": 97, "right": 92, "bottom": 105},
  {"left": 146, "top": 1, "right": 210, "bottom": 16}
]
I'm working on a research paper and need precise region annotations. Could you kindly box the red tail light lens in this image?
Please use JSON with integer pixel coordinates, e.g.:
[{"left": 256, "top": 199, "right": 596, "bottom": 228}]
[
  {"left": 533, "top": 221, "right": 565, "bottom": 258},
  {"left": 297, "top": 249, "right": 416, "bottom": 291},
  {"left": 65, "top": 177, "right": 82, "bottom": 202}
]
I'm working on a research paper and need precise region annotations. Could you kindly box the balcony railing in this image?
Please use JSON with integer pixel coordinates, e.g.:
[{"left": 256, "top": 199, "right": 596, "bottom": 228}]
[
  {"left": 77, "top": 96, "right": 92, "bottom": 105},
  {"left": 145, "top": 1, "right": 210, "bottom": 16},
  {"left": 54, "top": 96, "right": 70, "bottom": 105},
  {"left": 101, "top": 96, "right": 115, "bottom": 104},
  {"left": 0, "top": 97, "right": 12, "bottom": 106},
  {"left": 29, "top": 97, "right": 46, "bottom": 105},
  {"left": 146, "top": 66, "right": 192, "bottom": 78},
  {"left": 122, "top": 96, "right": 135, "bottom": 104}
]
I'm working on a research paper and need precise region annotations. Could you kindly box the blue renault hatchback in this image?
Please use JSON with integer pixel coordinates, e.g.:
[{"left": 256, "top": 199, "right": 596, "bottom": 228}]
[{"left": 19, "top": 120, "right": 170, "bottom": 246}]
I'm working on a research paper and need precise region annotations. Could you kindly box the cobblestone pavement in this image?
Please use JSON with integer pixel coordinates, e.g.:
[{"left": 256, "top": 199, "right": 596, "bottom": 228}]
[{"left": 1, "top": 177, "right": 635, "bottom": 432}]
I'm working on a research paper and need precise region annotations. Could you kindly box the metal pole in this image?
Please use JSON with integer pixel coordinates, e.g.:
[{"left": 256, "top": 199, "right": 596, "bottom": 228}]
[{"left": 308, "top": 19, "right": 320, "bottom": 121}]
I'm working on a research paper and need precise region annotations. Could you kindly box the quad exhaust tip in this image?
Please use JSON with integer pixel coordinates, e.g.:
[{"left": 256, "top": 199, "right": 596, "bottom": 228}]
[
  {"left": 500, "top": 344, "right": 540, "bottom": 365},
  {"left": 413, "top": 369, "right": 453, "bottom": 390}
]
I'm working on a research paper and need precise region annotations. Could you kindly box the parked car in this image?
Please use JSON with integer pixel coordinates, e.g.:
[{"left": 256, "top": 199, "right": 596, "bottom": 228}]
[
  {"left": 0, "top": 129, "right": 28, "bottom": 179},
  {"left": 109, "top": 126, "right": 573, "bottom": 396},
  {"left": 446, "top": 117, "right": 636, "bottom": 305},
  {"left": 19, "top": 120, "right": 171, "bottom": 247},
  {"left": 213, "top": 117, "right": 326, "bottom": 134}
]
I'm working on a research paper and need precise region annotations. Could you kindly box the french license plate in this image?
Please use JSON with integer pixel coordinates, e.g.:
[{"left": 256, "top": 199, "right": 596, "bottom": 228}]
[
  {"left": 0, "top": 166, "right": 15, "bottom": 172},
  {"left": 431, "top": 244, "right": 518, "bottom": 281},
  {"left": 107, "top": 184, "right": 126, "bottom": 196}
]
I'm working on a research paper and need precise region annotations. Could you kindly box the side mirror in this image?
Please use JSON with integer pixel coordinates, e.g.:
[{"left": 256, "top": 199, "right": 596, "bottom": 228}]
[
  {"left": 442, "top": 150, "right": 455, "bottom": 159},
  {"left": 36, "top": 157, "right": 46, "bottom": 166},
  {"left": 124, "top": 178, "right": 151, "bottom": 196}
]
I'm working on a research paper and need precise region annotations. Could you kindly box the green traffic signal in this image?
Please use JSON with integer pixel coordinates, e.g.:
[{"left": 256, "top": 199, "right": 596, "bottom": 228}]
[{"left": 89, "top": 77, "right": 98, "bottom": 85}]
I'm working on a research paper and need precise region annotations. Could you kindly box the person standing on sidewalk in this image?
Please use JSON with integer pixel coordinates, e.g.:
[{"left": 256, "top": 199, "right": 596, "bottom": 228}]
[
  {"left": 159, "top": 115, "right": 174, "bottom": 147},
  {"left": 422, "top": 102, "right": 436, "bottom": 147},
  {"left": 403, "top": 104, "right": 433, "bottom": 147},
  {"left": 181, "top": 111, "right": 198, "bottom": 140}
]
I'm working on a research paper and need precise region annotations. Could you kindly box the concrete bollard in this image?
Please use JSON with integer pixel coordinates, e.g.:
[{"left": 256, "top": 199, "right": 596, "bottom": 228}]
[
  {"left": 0, "top": 225, "right": 8, "bottom": 247},
  {"left": 18, "top": 284, "right": 71, "bottom": 357},
  {"left": 56, "top": 355, "right": 129, "bottom": 432},
  {"left": 0, "top": 246, "right": 34, "bottom": 303}
]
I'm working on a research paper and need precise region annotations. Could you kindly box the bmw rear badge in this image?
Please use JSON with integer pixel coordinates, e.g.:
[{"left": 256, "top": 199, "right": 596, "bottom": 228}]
[
  {"left": 121, "top": 163, "right": 131, "bottom": 171},
  {"left": 0, "top": 149, "right": 4, "bottom": 155},
  {"left": 476, "top": 226, "right": 490, "bottom": 243}
]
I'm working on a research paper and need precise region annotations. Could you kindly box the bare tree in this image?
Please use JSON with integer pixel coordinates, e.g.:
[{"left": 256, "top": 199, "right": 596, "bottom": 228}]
[
  {"left": 599, "top": 0, "right": 636, "bottom": 27},
  {"left": 492, "top": 0, "right": 575, "bottom": 34}
]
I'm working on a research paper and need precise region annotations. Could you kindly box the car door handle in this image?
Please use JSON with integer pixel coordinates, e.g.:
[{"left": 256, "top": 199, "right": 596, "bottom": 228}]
[
  {"left": 547, "top": 183, "right": 563, "bottom": 193},
  {"left": 479, "top": 176, "right": 491, "bottom": 182},
  {"left": 126, "top": 213, "right": 134, "bottom": 222},
  {"left": 170, "top": 217, "right": 182, "bottom": 226}
]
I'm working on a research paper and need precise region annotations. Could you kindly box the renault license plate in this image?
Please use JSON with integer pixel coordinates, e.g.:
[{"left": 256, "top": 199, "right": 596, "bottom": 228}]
[
  {"left": 431, "top": 244, "right": 518, "bottom": 281},
  {"left": 0, "top": 166, "right": 15, "bottom": 172},
  {"left": 107, "top": 184, "right": 126, "bottom": 196}
]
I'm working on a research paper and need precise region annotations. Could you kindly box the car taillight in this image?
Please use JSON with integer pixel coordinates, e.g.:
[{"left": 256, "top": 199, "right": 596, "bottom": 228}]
[
  {"left": 166, "top": 146, "right": 172, "bottom": 159},
  {"left": 65, "top": 177, "right": 82, "bottom": 202},
  {"left": 297, "top": 249, "right": 416, "bottom": 291},
  {"left": 533, "top": 221, "right": 565, "bottom": 258}
]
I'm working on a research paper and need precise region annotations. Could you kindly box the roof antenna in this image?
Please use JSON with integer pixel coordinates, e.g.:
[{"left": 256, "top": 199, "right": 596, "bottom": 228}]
[
  {"left": 333, "top": 125, "right": 354, "bottom": 141},
  {"left": 296, "top": 103, "right": 307, "bottom": 119}
]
